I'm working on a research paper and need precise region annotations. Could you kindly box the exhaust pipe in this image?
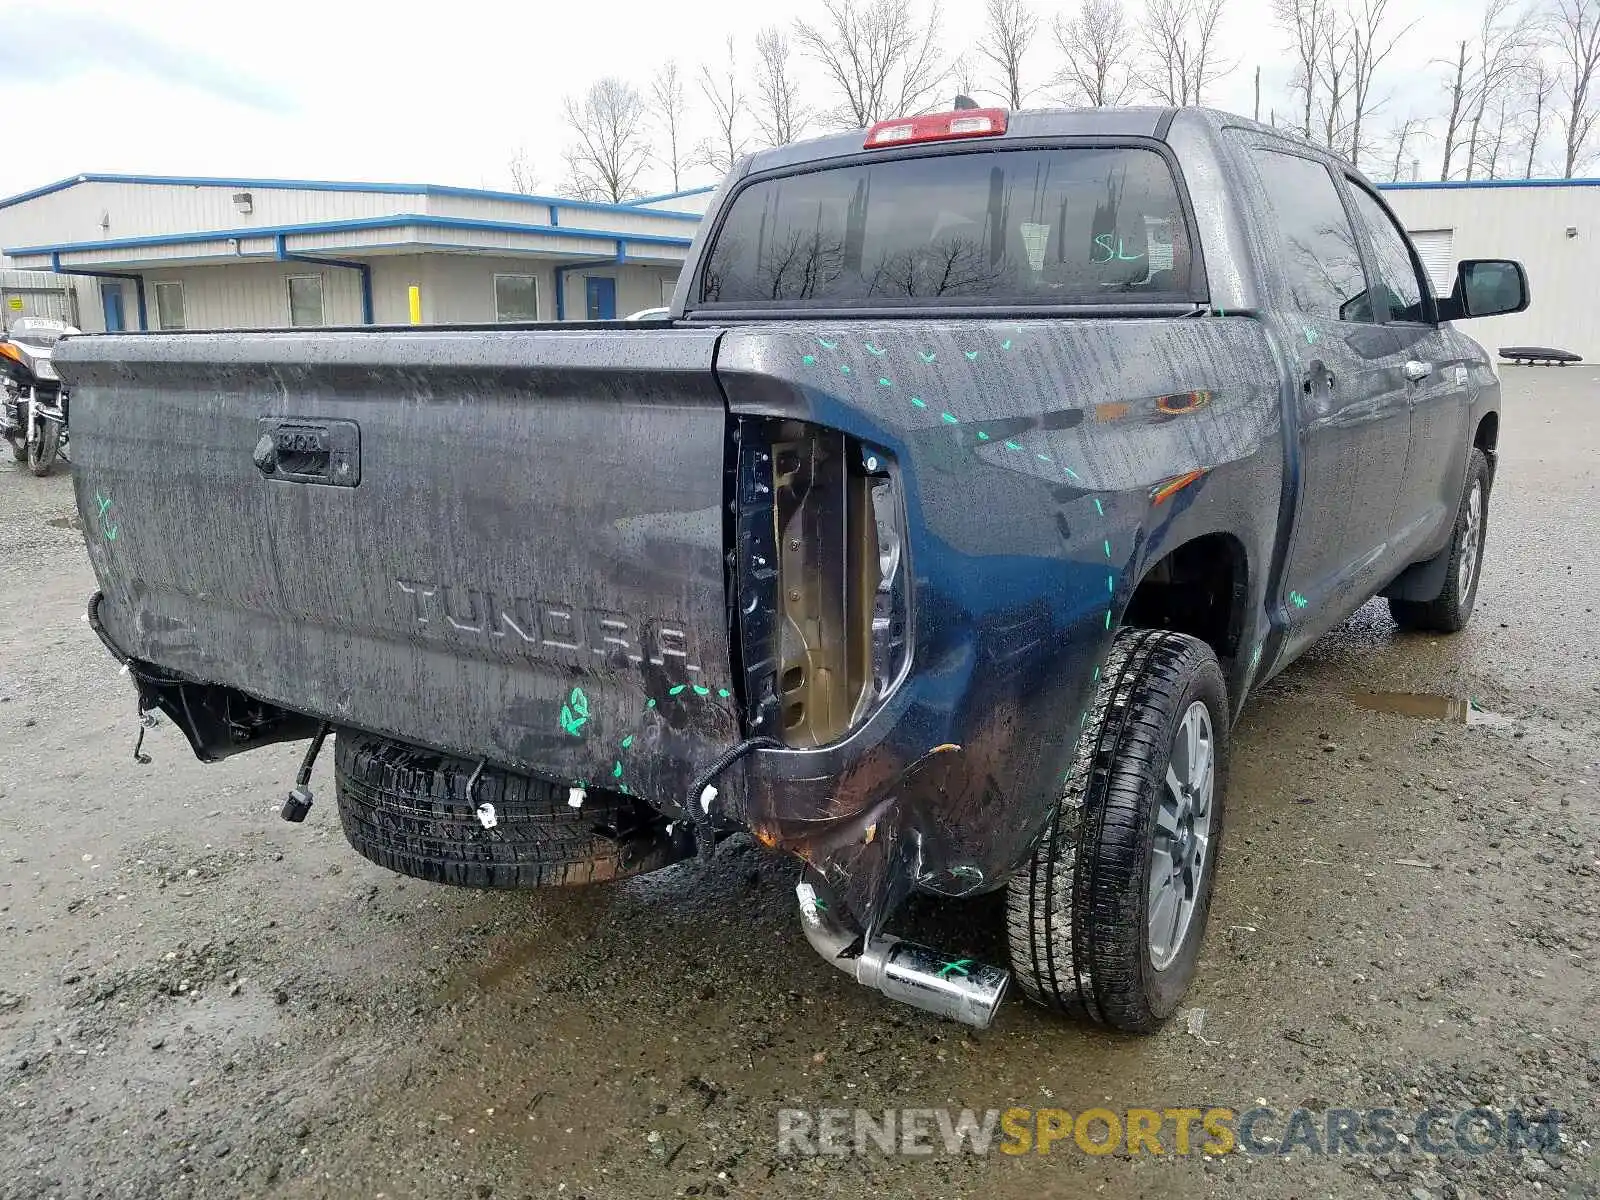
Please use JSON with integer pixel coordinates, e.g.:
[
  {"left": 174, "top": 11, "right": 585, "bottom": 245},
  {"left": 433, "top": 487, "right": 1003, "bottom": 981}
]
[{"left": 796, "top": 875, "right": 1009, "bottom": 1028}]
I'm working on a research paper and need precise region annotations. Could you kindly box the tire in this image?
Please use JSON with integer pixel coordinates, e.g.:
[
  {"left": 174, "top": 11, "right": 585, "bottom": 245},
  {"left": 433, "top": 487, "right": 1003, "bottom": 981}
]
[
  {"left": 8, "top": 437, "right": 25, "bottom": 463},
  {"left": 27, "top": 421, "right": 59, "bottom": 476},
  {"left": 1006, "top": 628, "right": 1229, "bottom": 1032},
  {"left": 332, "top": 731, "right": 689, "bottom": 888},
  {"left": 1388, "top": 448, "right": 1489, "bottom": 634}
]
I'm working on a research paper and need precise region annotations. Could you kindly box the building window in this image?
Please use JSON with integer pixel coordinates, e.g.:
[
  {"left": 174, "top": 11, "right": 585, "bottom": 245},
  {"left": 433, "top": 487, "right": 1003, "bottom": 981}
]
[
  {"left": 153, "top": 281, "right": 186, "bottom": 330},
  {"left": 287, "top": 274, "right": 324, "bottom": 327},
  {"left": 494, "top": 274, "right": 540, "bottom": 321}
]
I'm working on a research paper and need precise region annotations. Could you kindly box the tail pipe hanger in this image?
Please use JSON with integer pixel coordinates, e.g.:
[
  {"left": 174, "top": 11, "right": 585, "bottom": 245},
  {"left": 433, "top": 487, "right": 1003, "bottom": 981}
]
[{"left": 795, "top": 869, "right": 1009, "bottom": 1029}]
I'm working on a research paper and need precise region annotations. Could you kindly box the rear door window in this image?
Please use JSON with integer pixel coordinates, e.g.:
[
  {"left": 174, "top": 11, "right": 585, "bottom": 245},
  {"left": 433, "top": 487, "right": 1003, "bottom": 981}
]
[
  {"left": 1248, "top": 150, "right": 1370, "bottom": 322},
  {"left": 698, "top": 146, "right": 1198, "bottom": 308}
]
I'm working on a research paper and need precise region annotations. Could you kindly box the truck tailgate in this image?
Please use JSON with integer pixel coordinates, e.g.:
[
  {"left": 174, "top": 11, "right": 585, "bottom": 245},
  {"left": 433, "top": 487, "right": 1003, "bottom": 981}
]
[{"left": 59, "top": 328, "right": 741, "bottom": 800}]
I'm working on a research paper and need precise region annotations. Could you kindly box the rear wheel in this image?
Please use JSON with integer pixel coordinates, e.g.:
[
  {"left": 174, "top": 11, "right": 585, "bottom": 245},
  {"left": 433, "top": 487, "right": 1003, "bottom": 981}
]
[
  {"left": 1006, "top": 628, "right": 1228, "bottom": 1032},
  {"left": 332, "top": 731, "right": 689, "bottom": 887},
  {"left": 1389, "top": 448, "right": 1489, "bottom": 634},
  {"left": 8, "top": 437, "right": 25, "bottom": 462}
]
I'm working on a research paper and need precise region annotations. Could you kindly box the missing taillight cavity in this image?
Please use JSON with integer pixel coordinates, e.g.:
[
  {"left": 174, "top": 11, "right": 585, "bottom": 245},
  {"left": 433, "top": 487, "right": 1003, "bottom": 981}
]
[{"left": 733, "top": 418, "right": 910, "bottom": 749}]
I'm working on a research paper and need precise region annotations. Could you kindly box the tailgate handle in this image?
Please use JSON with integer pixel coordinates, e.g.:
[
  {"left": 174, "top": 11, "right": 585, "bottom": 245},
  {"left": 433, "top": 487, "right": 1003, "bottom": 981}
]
[{"left": 254, "top": 418, "right": 360, "bottom": 487}]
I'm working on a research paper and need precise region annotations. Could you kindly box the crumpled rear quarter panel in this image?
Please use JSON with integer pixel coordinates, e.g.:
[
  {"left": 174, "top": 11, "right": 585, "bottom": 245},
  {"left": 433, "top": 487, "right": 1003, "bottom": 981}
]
[{"left": 715, "top": 318, "right": 1284, "bottom": 930}]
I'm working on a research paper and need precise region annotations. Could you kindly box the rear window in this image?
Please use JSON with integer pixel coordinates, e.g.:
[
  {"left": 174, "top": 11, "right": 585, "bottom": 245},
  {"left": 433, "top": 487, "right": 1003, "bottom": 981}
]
[{"left": 698, "top": 146, "right": 1197, "bottom": 308}]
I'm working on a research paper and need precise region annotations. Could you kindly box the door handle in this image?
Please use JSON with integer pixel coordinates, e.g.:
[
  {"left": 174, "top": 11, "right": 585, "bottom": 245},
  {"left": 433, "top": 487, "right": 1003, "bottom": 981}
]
[{"left": 1403, "top": 360, "right": 1434, "bottom": 381}]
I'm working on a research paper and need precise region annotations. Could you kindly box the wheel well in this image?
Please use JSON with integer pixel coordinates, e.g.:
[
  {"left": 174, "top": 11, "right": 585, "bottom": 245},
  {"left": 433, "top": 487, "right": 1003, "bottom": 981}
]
[
  {"left": 1474, "top": 412, "right": 1498, "bottom": 454},
  {"left": 1123, "top": 534, "right": 1247, "bottom": 663}
]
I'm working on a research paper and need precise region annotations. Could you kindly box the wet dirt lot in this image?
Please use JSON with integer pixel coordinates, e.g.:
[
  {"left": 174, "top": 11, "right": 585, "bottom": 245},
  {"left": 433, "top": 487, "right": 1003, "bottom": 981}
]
[{"left": 2, "top": 368, "right": 1597, "bottom": 1200}]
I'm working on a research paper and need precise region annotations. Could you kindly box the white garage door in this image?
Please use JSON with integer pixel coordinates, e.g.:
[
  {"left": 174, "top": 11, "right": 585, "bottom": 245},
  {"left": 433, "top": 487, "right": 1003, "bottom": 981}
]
[{"left": 1409, "top": 228, "right": 1456, "bottom": 294}]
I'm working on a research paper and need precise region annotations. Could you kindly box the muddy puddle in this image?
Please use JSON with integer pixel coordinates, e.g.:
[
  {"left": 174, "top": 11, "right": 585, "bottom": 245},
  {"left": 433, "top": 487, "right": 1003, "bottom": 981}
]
[{"left": 1350, "top": 691, "right": 1515, "bottom": 727}]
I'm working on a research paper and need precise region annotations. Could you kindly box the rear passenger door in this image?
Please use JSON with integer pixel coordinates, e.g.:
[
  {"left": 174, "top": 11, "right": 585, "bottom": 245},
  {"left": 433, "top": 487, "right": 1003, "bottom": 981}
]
[
  {"left": 1341, "top": 179, "right": 1471, "bottom": 561},
  {"left": 1246, "top": 148, "right": 1414, "bottom": 647}
]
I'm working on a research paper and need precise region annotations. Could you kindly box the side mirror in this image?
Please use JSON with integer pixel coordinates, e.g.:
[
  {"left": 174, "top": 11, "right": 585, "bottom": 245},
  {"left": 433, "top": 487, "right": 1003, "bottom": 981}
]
[{"left": 1439, "top": 259, "right": 1529, "bottom": 321}]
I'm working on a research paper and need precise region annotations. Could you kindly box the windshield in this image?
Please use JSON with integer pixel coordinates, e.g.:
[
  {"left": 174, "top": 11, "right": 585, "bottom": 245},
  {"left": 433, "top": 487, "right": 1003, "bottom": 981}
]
[{"left": 698, "top": 146, "right": 1197, "bottom": 308}]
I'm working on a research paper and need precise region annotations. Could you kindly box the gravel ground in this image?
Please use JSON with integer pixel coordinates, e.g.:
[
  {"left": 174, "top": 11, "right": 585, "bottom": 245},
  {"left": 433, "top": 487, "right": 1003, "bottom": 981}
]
[{"left": 1, "top": 367, "right": 1597, "bottom": 1200}]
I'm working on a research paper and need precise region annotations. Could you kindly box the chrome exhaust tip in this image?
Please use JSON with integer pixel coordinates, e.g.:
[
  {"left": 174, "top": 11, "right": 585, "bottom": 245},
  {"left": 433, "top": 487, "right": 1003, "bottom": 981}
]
[{"left": 796, "top": 877, "right": 1009, "bottom": 1029}]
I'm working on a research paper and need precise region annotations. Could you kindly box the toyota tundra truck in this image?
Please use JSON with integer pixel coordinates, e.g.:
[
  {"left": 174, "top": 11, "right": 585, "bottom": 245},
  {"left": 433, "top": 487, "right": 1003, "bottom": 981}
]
[{"left": 58, "top": 106, "right": 1526, "bottom": 1032}]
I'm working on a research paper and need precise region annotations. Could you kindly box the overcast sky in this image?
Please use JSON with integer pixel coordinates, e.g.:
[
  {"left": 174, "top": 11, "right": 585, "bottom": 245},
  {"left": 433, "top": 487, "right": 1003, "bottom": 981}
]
[{"left": 0, "top": 0, "right": 1545, "bottom": 203}]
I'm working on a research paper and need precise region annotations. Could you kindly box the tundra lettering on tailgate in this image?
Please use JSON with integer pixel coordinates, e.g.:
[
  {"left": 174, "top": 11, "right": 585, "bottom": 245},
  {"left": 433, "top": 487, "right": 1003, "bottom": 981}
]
[{"left": 394, "top": 579, "right": 702, "bottom": 673}]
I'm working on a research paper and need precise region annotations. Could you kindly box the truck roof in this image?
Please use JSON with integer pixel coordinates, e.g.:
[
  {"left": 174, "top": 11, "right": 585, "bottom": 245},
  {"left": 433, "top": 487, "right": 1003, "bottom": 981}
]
[{"left": 741, "top": 105, "right": 1290, "bottom": 176}]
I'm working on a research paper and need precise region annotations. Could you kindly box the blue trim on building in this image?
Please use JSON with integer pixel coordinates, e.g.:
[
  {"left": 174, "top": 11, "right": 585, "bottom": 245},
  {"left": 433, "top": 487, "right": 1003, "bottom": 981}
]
[
  {"left": 1377, "top": 177, "right": 1600, "bottom": 191},
  {"left": 5, "top": 213, "right": 696, "bottom": 258},
  {"left": 553, "top": 255, "right": 622, "bottom": 321},
  {"left": 0, "top": 172, "right": 702, "bottom": 222},
  {"left": 274, "top": 235, "right": 374, "bottom": 325},
  {"left": 623, "top": 185, "right": 717, "bottom": 206},
  {"left": 49, "top": 251, "right": 148, "bottom": 331}
]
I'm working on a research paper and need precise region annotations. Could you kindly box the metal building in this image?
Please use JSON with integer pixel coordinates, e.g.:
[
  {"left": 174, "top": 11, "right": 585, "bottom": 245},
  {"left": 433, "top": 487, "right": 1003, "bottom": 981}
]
[
  {"left": 1, "top": 267, "right": 82, "bottom": 332},
  {"left": 0, "top": 174, "right": 715, "bottom": 333},
  {"left": 1380, "top": 179, "right": 1600, "bottom": 360}
]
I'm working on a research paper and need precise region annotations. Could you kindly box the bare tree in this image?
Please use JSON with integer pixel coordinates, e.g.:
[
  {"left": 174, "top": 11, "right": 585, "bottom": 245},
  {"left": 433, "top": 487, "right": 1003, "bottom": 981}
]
[
  {"left": 1053, "top": 0, "right": 1138, "bottom": 106},
  {"left": 977, "top": 0, "right": 1039, "bottom": 107},
  {"left": 1315, "top": 13, "right": 1356, "bottom": 154},
  {"left": 1274, "top": 0, "right": 1334, "bottom": 137},
  {"left": 650, "top": 61, "right": 689, "bottom": 193},
  {"left": 507, "top": 147, "right": 538, "bottom": 195},
  {"left": 697, "top": 39, "right": 749, "bottom": 175},
  {"left": 1519, "top": 59, "right": 1556, "bottom": 176},
  {"left": 1140, "top": 0, "right": 1234, "bottom": 107},
  {"left": 1549, "top": 0, "right": 1600, "bottom": 176},
  {"left": 752, "top": 28, "right": 810, "bottom": 148},
  {"left": 1439, "top": 40, "right": 1473, "bottom": 178},
  {"left": 1465, "top": 1, "right": 1538, "bottom": 179},
  {"left": 794, "top": 0, "right": 949, "bottom": 127},
  {"left": 561, "top": 78, "right": 651, "bottom": 204},
  {"left": 951, "top": 51, "right": 981, "bottom": 97},
  {"left": 1346, "top": 0, "right": 1416, "bottom": 169},
  {"left": 1380, "top": 115, "right": 1427, "bottom": 181}
]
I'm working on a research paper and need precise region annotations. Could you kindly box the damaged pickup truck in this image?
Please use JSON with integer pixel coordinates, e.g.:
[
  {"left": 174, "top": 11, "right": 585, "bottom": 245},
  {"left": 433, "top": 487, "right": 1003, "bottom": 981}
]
[{"left": 60, "top": 106, "right": 1526, "bottom": 1032}]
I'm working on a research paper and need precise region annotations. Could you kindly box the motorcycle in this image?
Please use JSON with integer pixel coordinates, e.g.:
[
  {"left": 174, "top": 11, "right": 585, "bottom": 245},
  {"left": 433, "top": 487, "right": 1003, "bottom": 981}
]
[{"left": 1, "top": 317, "right": 77, "bottom": 476}]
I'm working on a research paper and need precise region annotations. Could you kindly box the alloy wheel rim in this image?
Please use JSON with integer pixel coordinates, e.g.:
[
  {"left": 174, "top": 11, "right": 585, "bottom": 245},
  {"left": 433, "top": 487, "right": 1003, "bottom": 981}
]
[
  {"left": 1149, "top": 700, "right": 1215, "bottom": 971},
  {"left": 1459, "top": 481, "right": 1483, "bottom": 599}
]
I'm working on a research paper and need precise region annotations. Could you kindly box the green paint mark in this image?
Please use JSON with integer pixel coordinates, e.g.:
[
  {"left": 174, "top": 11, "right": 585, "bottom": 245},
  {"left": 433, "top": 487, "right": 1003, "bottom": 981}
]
[
  {"left": 910, "top": 396, "right": 927, "bottom": 408},
  {"left": 1290, "top": 591, "right": 1309, "bottom": 609},
  {"left": 559, "top": 687, "right": 590, "bottom": 737},
  {"left": 1303, "top": 326, "right": 1319, "bottom": 345},
  {"left": 612, "top": 761, "right": 624, "bottom": 778},
  {"left": 621, "top": 735, "right": 634, "bottom": 749},
  {"left": 818, "top": 337, "right": 838, "bottom": 350},
  {"left": 669, "top": 684, "right": 686, "bottom": 696},
  {"left": 1107, "top": 575, "right": 1115, "bottom": 593},
  {"left": 840, "top": 364, "right": 852, "bottom": 374},
  {"left": 646, "top": 698, "right": 657, "bottom": 709},
  {"left": 1093, "top": 498, "right": 1104, "bottom": 515},
  {"left": 103, "top": 524, "right": 119, "bottom": 541},
  {"left": 813, "top": 896, "right": 829, "bottom": 913},
  {"left": 95, "top": 493, "right": 112, "bottom": 518},
  {"left": 717, "top": 688, "right": 731, "bottom": 698},
  {"left": 936, "top": 958, "right": 973, "bottom": 979},
  {"left": 1105, "top": 609, "right": 1112, "bottom": 629},
  {"left": 977, "top": 431, "right": 990, "bottom": 441},
  {"left": 1036, "top": 453, "right": 1052, "bottom": 462},
  {"left": 1103, "top": 539, "right": 1112, "bottom": 558},
  {"left": 1092, "top": 666, "right": 1100, "bottom": 683},
  {"left": 964, "top": 350, "right": 979, "bottom": 361},
  {"left": 878, "top": 377, "right": 893, "bottom": 388},
  {"left": 1004, "top": 440, "right": 1022, "bottom": 451},
  {"left": 1001, "top": 339, "right": 1013, "bottom": 351},
  {"left": 802, "top": 354, "right": 816, "bottom": 365},
  {"left": 918, "top": 351, "right": 937, "bottom": 364},
  {"left": 865, "top": 343, "right": 887, "bottom": 356},
  {"left": 692, "top": 685, "right": 710, "bottom": 696},
  {"left": 1063, "top": 466, "right": 1082, "bottom": 482},
  {"left": 940, "top": 412, "right": 959, "bottom": 425}
]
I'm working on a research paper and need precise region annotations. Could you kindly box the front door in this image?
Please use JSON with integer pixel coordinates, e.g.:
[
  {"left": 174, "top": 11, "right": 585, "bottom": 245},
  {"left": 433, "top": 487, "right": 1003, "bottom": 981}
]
[
  {"left": 585, "top": 276, "right": 616, "bottom": 321},
  {"left": 1244, "top": 147, "right": 1415, "bottom": 657},
  {"left": 1342, "top": 179, "right": 1472, "bottom": 562},
  {"left": 102, "top": 285, "right": 125, "bottom": 332}
]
